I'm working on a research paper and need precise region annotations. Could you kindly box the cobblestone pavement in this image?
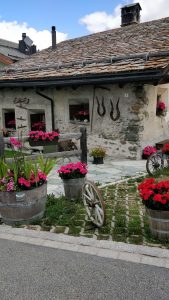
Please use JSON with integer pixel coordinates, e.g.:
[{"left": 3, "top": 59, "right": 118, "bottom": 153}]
[{"left": 47, "top": 157, "right": 146, "bottom": 197}]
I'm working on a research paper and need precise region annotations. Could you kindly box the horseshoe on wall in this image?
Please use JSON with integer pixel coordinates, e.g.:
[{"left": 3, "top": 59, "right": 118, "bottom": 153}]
[
  {"left": 110, "top": 98, "right": 120, "bottom": 121},
  {"left": 96, "top": 96, "right": 106, "bottom": 117}
]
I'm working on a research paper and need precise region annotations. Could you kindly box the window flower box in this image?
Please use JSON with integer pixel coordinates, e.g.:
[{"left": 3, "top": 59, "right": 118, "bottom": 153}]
[{"left": 29, "top": 131, "right": 60, "bottom": 147}]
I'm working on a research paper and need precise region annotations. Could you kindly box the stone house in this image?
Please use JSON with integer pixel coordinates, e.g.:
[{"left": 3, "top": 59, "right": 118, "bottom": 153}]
[
  {"left": 0, "top": 33, "right": 36, "bottom": 67},
  {"left": 0, "top": 3, "right": 169, "bottom": 159}
]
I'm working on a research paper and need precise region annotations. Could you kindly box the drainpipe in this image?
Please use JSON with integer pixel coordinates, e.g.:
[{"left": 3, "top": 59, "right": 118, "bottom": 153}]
[{"left": 36, "top": 90, "right": 55, "bottom": 130}]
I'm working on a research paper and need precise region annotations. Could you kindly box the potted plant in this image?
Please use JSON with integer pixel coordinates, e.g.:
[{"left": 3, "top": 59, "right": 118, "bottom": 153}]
[
  {"left": 29, "top": 130, "right": 60, "bottom": 146},
  {"left": 90, "top": 146, "right": 106, "bottom": 164},
  {"left": 142, "top": 145, "right": 157, "bottom": 159},
  {"left": 0, "top": 137, "right": 55, "bottom": 224},
  {"left": 138, "top": 177, "right": 169, "bottom": 240},
  {"left": 57, "top": 162, "right": 88, "bottom": 200}
]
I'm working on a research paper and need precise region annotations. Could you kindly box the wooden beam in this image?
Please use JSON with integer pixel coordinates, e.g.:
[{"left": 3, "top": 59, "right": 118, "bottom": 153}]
[
  {"left": 5, "top": 150, "right": 82, "bottom": 163},
  {"left": 80, "top": 127, "right": 87, "bottom": 163},
  {"left": 3, "top": 133, "right": 82, "bottom": 144}
]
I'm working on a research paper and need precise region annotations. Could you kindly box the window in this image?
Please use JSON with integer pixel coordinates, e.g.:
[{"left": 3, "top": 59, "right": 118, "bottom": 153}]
[
  {"left": 4, "top": 110, "right": 16, "bottom": 130},
  {"left": 30, "top": 112, "right": 46, "bottom": 131},
  {"left": 69, "top": 99, "right": 89, "bottom": 123},
  {"left": 156, "top": 87, "right": 168, "bottom": 116}
]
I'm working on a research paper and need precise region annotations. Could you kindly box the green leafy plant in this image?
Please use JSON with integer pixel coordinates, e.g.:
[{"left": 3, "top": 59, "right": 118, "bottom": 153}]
[
  {"left": 0, "top": 137, "right": 56, "bottom": 192},
  {"left": 90, "top": 146, "right": 106, "bottom": 158}
]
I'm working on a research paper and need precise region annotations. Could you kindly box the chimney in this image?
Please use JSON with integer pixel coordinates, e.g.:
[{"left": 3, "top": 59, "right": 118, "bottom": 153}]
[
  {"left": 121, "top": 3, "right": 142, "bottom": 27},
  {"left": 51, "top": 26, "right": 56, "bottom": 49},
  {"left": 19, "top": 32, "right": 36, "bottom": 55},
  {"left": 22, "top": 33, "right": 26, "bottom": 40}
]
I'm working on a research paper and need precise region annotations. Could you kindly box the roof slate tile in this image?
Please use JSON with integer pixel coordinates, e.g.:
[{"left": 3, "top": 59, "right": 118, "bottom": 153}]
[{"left": 1, "top": 17, "right": 169, "bottom": 82}]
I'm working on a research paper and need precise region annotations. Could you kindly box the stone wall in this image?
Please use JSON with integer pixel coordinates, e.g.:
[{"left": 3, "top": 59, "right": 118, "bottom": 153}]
[
  {"left": 53, "top": 84, "right": 145, "bottom": 159},
  {"left": 0, "top": 87, "right": 53, "bottom": 135},
  {"left": 0, "top": 82, "right": 169, "bottom": 159}
]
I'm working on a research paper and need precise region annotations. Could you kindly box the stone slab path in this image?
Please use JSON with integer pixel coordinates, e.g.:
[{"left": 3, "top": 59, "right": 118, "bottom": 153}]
[{"left": 47, "top": 158, "right": 146, "bottom": 197}]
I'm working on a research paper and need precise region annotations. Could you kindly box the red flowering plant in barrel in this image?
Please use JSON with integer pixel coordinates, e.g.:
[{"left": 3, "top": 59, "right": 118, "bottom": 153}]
[
  {"left": 0, "top": 137, "right": 55, "bottom": 192},
  {"left": 162, "top": 144, "right": 169, "bottom": 155},
  {"left": 29, "top": 131, "right": 60, "bottom": 142},
  {"left": 57, "top": 162, "right": 88, "bottom": 180},
  {"left": 138, "top": 178, "right": 169, "bottom": 210}
]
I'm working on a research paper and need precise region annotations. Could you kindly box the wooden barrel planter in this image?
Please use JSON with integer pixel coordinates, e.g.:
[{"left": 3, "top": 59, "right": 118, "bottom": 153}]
[
  {"left": 0, "top": 183, "right": 47, "bottom": 225},
  {"left": 146, "top": 208, "right": 169, "bottom": 241},
  {"left": 62, "top": 177, "right": 85, "bottom": 201}
]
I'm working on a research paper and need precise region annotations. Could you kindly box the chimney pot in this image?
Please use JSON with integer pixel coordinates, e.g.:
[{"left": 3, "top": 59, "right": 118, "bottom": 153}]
[
  {"left": 121, "top": 3, "right": 142, "bottom": 27},
  {"left": 22, "top": 33, "right": 26, "bottom": 40},
  {"left": 51, "top": 26, "right": 56, "bottom": 49}
]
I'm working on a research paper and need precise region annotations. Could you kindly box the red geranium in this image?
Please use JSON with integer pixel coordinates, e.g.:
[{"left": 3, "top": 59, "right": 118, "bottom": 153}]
[
  {"left": 157, "top": 101, "right": 166, "bottom": 111},
  {"left": 29, "top": 131, "right": 60, "bottom": 142},
  {"left": 162, "top": 144, "right": 169, "bottom": 155},
  {"left": 57, "top": 162, "right": 88, "bottom": 179},
  {"left": 10, "top": 137, "right": 22, "bottom": 149},
  {"left": 138, "top": 178, "right": 169, "bottom": 210},
  {"left": 143, "top": 146, "right": 157, "bottom": 157}
]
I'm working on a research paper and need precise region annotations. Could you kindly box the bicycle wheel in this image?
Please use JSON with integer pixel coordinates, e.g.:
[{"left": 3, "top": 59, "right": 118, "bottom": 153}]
[
  {"left": 82, "top": 180, "right": 105, "bottom": 227},
  {"left": 146, "top": 152, "right": 164, "bottom": 175}
]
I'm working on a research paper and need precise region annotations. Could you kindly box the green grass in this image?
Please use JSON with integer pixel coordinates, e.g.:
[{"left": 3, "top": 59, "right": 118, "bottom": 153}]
[
  {"left": 4, "top": 150, "right": 29, "bottom": 158},
  {"left": 16, "top": 169, "right": 169, "bottom": 248}
]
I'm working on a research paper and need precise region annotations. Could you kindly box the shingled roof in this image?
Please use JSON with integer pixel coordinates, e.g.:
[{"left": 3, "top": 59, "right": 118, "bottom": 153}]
[
  {"left": 1, "top": 16, "right": 169, "bottom": 85},
  {"left": 0, "top": 38, "right": 27, "bottom": 62}
]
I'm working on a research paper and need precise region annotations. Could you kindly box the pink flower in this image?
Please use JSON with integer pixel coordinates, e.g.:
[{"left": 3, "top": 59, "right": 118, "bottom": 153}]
[
  {"left": 18, "top": 177, "right": 31, "bottom": 188},
  {"left": 6, "top": 178, "right": 14, "bottom": 191},
  {"left": 10, "top": 137, "right": 22, "bottom": 149},
  {"left": 57, "top": 162, "right": 88, "bottom": 179},
  {"left": 157, "top": 101, "right": 166, "bottom": 111},
  {"left": 29, "top": 131, "right": 60, "bottom": 142},
  {"left": 38, "top": 171, "right": 47, "bottom": 181},
  {"left": 143, "top": 146, "right": 157, "bottom": 156}
]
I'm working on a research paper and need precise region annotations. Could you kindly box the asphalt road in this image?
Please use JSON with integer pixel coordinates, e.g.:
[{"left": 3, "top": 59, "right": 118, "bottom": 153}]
[{"left": 0, "top": 238, "right": 169, "bottom": 300}]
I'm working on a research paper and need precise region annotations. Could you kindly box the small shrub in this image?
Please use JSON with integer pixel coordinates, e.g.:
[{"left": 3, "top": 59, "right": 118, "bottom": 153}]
[{"left": 90, "top": 146, "right": 106, "bottom": 158}]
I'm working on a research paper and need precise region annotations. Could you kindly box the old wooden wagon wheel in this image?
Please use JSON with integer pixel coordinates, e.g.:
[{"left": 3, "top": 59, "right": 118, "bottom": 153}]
[
  {"left": 82, "top": 180, "right": 105, "bottom": 227},
  {"left": 146, "top": 152, "right": 164, "bottom": 175}
]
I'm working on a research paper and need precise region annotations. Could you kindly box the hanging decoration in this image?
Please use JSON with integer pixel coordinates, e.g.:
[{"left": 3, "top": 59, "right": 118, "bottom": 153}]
[
  {"left": 110, "top": 98, "right": 120, "bottom": 121},
  {"left": 96, "top": 96, "right": 106, "bottom": 117}
]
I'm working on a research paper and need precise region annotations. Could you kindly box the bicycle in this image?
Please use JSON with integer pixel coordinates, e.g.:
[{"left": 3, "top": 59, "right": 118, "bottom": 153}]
[{"left": 146, "top": 151, "right": 169, "bottom": 175}]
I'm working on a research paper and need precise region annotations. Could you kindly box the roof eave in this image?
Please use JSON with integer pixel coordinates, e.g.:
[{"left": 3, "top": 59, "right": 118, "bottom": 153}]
[{"left": 0, "top": 69, "right": 166, "bottom": 88}]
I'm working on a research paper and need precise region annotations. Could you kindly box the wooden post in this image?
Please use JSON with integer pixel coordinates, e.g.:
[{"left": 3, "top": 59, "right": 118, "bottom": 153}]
[
  {"left": 80, "top": 127, "right": 87, "bottom": 164},
  {"left": 0, "top": 133, "right": 4, "bottom": 157}
]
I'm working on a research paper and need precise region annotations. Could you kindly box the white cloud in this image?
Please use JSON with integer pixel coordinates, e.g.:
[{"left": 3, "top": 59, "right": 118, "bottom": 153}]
[
  {"left": 80, "top": 0, "right": 169, "bottom": 33},
  {"left": 134, "top": 0, "right": 169, "bottom": 22},
  {"left": 0, "top": 20, "right": 68, "bottom": 50}
]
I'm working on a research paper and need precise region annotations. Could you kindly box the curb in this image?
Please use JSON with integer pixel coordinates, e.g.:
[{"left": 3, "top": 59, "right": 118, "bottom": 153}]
[{"left": 0, "top": 226, "right": 169, "bottom": 269}]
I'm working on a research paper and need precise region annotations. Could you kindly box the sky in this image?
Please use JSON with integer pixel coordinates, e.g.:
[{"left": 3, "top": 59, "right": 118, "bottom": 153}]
[{"left": 0, "top": 0, "right": 169, "bottom": 50}]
